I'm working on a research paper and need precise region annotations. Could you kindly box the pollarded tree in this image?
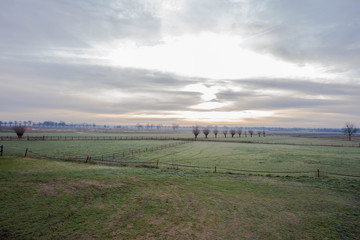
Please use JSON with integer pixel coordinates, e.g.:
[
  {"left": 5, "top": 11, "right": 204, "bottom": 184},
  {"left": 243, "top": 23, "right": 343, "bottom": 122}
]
[
  {"left": 262, "top": 130, "right": 266, "bottom": 137},
  {"left": 343, "top": 122, "right": 358, "bottom": 141},
  {"left": 237, "top": 129, "right": 242, "bottom": 137},
  {"left": 192, "top": 127, "right": 200, "bottom": 140},
  {"left": 223, "top": 129, "right": 228, "bottom": 138},
  {"left": 257, "top": 131, "right": 261, "bottom": 137},
  {"left": 203, "top": 128, "right": 210, "bottom": 138},
  {"left": 248, "top": 130, "right": 254, "bottom": 137},
  {"left": 230, "top": 129, "right": 236, "bottom": 138},
  {"left": 13, "top": 126, "right": 26, "bottom": 139},
  {"left": 213, "top": 128, "right": 219, "bottom": 138}
]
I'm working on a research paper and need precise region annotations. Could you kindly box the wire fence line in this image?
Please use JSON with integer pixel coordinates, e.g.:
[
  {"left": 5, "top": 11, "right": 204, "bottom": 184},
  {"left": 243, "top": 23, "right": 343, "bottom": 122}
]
[
  {"left": 1, "top": 144, "right": 359, "bottom": 179},
  {"left": 1, "top": 135, "right": 360, "bottom": 148}
]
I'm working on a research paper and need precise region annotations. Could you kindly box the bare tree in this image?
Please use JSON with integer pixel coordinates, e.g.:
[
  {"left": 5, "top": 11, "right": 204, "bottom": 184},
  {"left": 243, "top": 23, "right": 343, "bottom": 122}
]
[
  {"left": 244, "top": 131, "right": 247, "bottom": 137},
  {"left": 262, "top": 130, "right": 266, "bottom": 137},
  {"left": 213, "top": 128, "right": 219, "bottom": 138},
  {"left": 223, "top": 129, "right": 228, "bottom": 138},
  {"left": 172, "top": 123, "right": 179, "bottom": 131},
  {"left": 192, "top": 127, "right": 200, "bottom": 140},
  {"left": 203, "top": 128, "right": 210, "bottom": 138},
  {"left": 343, "top": 122, "right": 358, "bottom": 141},
  {"left": 248, "top": 130, "right": 254, "bottom": 137},
  {"left": 13, "top": 126, "right": 26, "bottom": 139},
  {"left": 230, "top": 129, "right": 236, "bottom": 138},
  {"left": 237, "top": 129, "right": 242, "bottom": 137},
  {"left": 136, "top": 123, "right": 143, "bottom": 131},
  {"left": 257, "top": 131, "right": 261, "bottom": 137}
]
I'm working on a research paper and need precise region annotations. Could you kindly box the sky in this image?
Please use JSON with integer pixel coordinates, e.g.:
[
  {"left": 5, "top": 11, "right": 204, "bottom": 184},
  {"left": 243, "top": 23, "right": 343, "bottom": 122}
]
[{"left": 1, "top": 0, "right": 359, "bottom": 128}]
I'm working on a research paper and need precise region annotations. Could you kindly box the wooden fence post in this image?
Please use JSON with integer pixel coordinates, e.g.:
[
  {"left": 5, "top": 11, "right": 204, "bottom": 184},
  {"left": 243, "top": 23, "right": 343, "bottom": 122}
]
[
  {"left": 317, "top": 169, "right": 320, "bottom": 177},
  {"left": 214, "top": 166, "right": 217, "bottom": 173},
  {"left": 0, "top": 145, "right": 3, "bottom": 156},
  {"left": 157, "top": 160, "right": 159, "bottom": 168},
  {"left": 24, "top": 148, "right": 28, "bottom": 157}
]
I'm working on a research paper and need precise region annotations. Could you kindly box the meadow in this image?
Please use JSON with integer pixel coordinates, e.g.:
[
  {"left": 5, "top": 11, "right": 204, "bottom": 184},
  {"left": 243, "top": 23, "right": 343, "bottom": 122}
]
[
  {"left": 1, "top": 157, "right": 360, "bottom": 239},
  {"left": 1, "top": 130, "right": 360, "bottom": 239},
  {"left": 1, "top": 131, "right": 359, "bottom": 176}
]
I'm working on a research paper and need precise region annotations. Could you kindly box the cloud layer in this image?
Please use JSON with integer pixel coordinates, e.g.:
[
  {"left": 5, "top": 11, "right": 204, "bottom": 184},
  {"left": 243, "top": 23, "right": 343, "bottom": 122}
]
[{"left": 1, "top": 0, "right": 359, "bottom": 127}]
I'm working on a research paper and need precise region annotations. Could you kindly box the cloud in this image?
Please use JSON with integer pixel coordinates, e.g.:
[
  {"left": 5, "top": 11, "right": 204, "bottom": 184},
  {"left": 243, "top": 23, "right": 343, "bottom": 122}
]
[
  {"left": 1, "top": 0, "right": 359, "bottom": 127},
  {"left": 216, "top": 78, "right": 360, "bottom": 120},
  {"left": 233, "top": 0, "right": 360, "bottom": 75},
  {"left": 0, "top": 60, "right": 200, "bottom": 118}
]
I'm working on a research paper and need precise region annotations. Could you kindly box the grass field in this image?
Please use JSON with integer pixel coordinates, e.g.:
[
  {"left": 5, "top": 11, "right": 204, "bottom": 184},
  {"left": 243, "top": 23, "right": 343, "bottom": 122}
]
[
  {"left": 1, "top": 157, "right": 359, "bottom": 239},
  {"left": 1, "top": 132, "right": 360, "bottom": 176},
  {"left": 1, "top": 130, "right": 359, "bottom": 146}
]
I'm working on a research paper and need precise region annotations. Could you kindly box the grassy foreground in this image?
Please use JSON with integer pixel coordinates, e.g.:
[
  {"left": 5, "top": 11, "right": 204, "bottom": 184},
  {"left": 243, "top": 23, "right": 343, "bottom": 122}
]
[{"left": 1, "top": 157, "right": 359, "bottom": 239}]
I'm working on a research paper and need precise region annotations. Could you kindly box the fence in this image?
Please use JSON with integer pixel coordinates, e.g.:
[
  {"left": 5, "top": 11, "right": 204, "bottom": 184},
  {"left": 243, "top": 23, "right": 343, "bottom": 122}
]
[
  {"left": 1, "top": 135, "right": 359, "bottom": 148},
  {"left": 1, "top": 144, "right": 359, "bottom": 179}
]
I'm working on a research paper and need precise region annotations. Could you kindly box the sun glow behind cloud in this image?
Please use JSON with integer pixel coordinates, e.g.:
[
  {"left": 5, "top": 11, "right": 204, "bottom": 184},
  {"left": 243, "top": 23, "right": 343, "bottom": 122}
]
[
  {"left": 93, "top": 32, "right": 333, "bottom": 80},
  {"left": 98, "top": 110, "right": 274, "bottom": 124},
  {"left": 2, "top": 0, "right": 359, "bottom": 127}
]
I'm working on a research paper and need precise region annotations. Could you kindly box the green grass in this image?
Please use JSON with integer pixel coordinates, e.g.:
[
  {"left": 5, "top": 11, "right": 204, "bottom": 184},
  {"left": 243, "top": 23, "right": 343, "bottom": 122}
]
[
  {"left": 1, "top": 157, "right": 359, "bottom": 239},
  {"left": 136, "top": 141, "right": 360, "bottom": 175},
  {"left": 0, "top": 140, "right": 178, "bottom": 159},
  {"left": 1, "top": 135, "right": 360, "bottom": 175},
  {"left": 1, "top": 130, "right": 359, "bottom": 146}
]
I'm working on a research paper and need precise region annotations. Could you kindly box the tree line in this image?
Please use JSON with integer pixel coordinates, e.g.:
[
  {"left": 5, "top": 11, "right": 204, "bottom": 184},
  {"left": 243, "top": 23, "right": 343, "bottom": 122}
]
[{"left": 192, "top": 126, "right": 266, "bottom": 139}]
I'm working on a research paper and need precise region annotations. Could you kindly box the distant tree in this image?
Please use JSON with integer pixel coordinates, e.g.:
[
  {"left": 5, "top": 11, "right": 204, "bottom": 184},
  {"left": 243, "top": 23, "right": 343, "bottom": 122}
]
[
  {"left": 192, "top": 127, "right": 200, "bottom": 140},
  {"left": 213, "top": 128, "right": 219, "bottom": 138},
  {"left": 248, "top": 130, "right": 254, "bottom": 137},
  {"left": 237, "top": 129, "right": 242, "bottom": 137},
  {"left": 262, "top": 130, "right": 266, "bottom": 137},
  {"left": 230, "top": 129, "right": 236, "bottom": 138},
  {"left": 136, "top": 123, "right": 143, "bottom": 131},
  {"left": 244, "top": 131, "right": 247, "bottom": 137},
  {"left": 172, "top": 123, "right": 179, "bottom": 132},
  {"left": 156, "top": 124, "right": 162, "bottom": 131},
  {"left": 223, "top": 129, "right": 228, "bottom": 138},
  {"left": 203, "top": 128, "right": 210, "bottom": 138},
  {"left": 343, "top": 122, "right": 358, "bottom": 141},
  {"left": 13, "top": 126, "right": 26, "bottom": 139},
  {"left": 257, "top": 131, "right": 261, "bottom": 137}
]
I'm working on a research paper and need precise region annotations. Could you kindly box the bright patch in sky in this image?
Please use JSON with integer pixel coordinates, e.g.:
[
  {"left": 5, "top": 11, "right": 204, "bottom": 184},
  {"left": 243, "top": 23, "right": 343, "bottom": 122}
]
[
  {"left": 93, "top": 32, "right": 332, "bottom": 80},
  {"left": 100, "top": 110, "right": 274, "bottom": 123},
  {"left": 2, "top": 0, "right": 359, "bottom": 127}
]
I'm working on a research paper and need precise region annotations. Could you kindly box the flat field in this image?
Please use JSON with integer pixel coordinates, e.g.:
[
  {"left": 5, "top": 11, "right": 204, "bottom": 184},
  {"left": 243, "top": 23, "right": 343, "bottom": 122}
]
[
  {"left": 1, "top": 131, "right": 359, "bottom": 176},
  {"left": 1, "top": 157, "right": 359, "bottom": 239}
]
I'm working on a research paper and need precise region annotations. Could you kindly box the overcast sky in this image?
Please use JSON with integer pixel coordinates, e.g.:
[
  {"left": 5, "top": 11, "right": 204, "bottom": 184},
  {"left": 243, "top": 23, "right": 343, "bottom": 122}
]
[{"left": 1, "top": 0, "right": 359, "bottom": 127}]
